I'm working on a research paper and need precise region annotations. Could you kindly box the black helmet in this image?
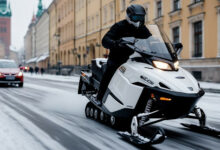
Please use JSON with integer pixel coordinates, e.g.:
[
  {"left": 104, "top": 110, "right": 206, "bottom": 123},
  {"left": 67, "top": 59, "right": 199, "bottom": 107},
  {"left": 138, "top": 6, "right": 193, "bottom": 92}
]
[{"left": 126, "top": 4, "right": 146, "bottom": 28}]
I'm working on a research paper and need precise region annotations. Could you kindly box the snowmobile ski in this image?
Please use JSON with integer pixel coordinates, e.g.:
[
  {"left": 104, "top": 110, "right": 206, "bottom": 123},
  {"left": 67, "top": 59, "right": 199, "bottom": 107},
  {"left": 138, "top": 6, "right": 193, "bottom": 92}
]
[
  {"left": 181, "top": 123, "right": 220, "bottom": 137},
  {"left": 118, "top": 128, "right": 166, "bottom": 146}
]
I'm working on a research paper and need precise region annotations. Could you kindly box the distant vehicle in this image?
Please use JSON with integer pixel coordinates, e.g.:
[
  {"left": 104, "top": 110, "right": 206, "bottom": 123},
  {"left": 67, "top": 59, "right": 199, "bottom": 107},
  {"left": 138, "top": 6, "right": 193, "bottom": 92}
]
[
  {"left": 19, "top": 66, "right": 29, "bottom": 72},
  {"left": 0, "top": 59, "right": 23, "bottom": 87}
]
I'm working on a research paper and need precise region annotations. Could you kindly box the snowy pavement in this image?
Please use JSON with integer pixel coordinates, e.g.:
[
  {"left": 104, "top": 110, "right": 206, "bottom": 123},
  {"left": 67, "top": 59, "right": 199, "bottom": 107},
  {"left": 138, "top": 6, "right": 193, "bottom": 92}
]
[
  {"left": 0, "top": 74, "right": 219, "bottom": 150},
  {"left": 24, "top": 73, "right": 79, "bottom": 83},
  {"left": 24, "top": 73, "right": 220, "bottom": 92}
]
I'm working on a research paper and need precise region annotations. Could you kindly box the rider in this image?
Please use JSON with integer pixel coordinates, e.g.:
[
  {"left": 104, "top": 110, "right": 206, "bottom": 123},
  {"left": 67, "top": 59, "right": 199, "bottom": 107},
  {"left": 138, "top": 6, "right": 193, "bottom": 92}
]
[{"left": 94, "top": 4, "right": 152, "bottom": 106}]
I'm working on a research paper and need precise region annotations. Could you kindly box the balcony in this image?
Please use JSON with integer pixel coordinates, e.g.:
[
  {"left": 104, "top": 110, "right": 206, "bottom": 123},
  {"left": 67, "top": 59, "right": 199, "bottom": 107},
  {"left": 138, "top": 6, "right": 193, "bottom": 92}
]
[
  {"left": 153, "top": 16, "right": 164, "bottom": 26},
  {"left": 188, "top": 0, "right": 204, "bottom": 11},
  {"left": 169, "top": 8, "right": 182, "bottom": 17}
]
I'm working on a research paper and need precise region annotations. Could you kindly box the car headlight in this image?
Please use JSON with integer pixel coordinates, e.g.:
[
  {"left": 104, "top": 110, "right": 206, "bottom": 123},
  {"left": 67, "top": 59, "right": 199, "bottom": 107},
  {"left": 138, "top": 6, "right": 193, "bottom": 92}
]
[
  {"left": 174, "top": 61, "right": 179, "bottom": 70},
  {"left": 0, "top": 72, "right": 2, "bottom": 76},
  {"left": 17, "top": 72, "right": 23, "bottom": 76},
  {"left": 153, "top": 61, "right": 172, "bottom": 70}
]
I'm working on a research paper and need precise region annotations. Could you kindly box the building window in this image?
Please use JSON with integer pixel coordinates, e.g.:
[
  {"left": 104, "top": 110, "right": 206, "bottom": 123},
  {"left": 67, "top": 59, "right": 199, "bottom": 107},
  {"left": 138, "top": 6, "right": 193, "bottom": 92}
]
[
  {"left": 193, "top": 21, "right": 202, "bottom": 57},
  {"left": 144, "top": 4, "right": 149, "bottom": 23},
  {"left": 110, "top": 2, "right": 115, "bottom": 21},
  {"left": 172, "top": 26, "right": 180, "bottom": 43},
  {"left": 96, "top": 14, "right": 99, "bottom": 29},
  {"left": 173, "top": 0, "right": 180, "bottom": 11},
  {"left": 103, "top": 6, "right": 107, "bottom": 24},
  {"left": 92, "top": 16, "right": 94, "bottom": 30},
  {"left": 121, "top": 0, "right": 126, "bottom": 11},
  {"left": 156, "top": 0, "right": 162, "bottom": 18},
  {"left": 194, "top": 0, "right": 202, "bottom": 3},
  {"left": 0, "top": 27, "right": 6, "bottom": 32}
]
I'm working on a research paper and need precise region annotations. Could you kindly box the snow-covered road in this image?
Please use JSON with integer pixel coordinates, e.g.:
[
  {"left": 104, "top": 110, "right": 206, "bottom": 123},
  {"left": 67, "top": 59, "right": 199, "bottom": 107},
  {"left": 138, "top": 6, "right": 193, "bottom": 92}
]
[{"left": 0, "top": 75, "right": 219, "bottom": 150}]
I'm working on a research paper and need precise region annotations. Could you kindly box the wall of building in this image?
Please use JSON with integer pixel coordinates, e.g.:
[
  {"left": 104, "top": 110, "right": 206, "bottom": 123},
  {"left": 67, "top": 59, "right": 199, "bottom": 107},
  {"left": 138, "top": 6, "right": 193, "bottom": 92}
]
[
  {"left": 56, "top": 0, "right": 75, "bottom": 67},
  {"left": 49, "top": 2, "right": 57, "bottom": 66},
  {"left": 0, "top": 42, "right": 4, "bottom": 59},
  {"left": 9, "top": 50, "right": 18, "bottom": 64},
  {"left": 24, "top": 29, "right": 32, "bottom": 62},
  {"left": 36, "top": 11, "right": 49, "bottom": 57},
  {"left": 0, "top": 18, "right": 10, "bottom": 57}
]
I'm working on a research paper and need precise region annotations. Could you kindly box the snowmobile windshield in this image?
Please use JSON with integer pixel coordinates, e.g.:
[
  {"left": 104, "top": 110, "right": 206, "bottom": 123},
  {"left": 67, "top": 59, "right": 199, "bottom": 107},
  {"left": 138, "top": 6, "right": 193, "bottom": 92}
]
[{"left": 125, "top": 25, "right": 177, "bottom": 61}]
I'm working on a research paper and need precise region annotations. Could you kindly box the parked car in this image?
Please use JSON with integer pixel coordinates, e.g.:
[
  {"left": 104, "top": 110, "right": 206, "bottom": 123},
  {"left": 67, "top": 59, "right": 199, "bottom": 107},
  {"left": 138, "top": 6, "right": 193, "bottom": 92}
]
[{"left": 0, "top": 59, "right": 23, "bottom": 87}]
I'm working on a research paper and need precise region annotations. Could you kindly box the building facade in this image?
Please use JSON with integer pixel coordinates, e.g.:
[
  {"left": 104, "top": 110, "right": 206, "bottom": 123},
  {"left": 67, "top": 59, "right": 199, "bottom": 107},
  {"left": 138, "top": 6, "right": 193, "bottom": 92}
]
[
  {"left": 24, "top": 22, "right": 33, "bottom": 63},
  {"left": 0, "top": 42, "right": 4, "bottom": 58},
  {"left": 48, "top": 1, "right": 57, "bottom": 67},
  {"left": 0, "top": 0, "right": 11, "bottom": 58},
  {"left": 57, "top": 0, "right": 75, "bottom": 67},
  {"left": 25, "top": 0, "right": 49, "bottom": 69},
  {"left": 9, "top": 50, "right": 18, "bottom": 64},
  {"left": 35, "top": 11, "right": 49, "bottom": 69}
]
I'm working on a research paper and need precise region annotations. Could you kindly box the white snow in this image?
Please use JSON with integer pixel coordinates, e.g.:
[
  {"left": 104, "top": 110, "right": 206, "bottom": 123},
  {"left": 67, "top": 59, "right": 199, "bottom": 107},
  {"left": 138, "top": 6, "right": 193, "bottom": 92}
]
[
  {"left": 0, "top": 96, "right": 66, "bottom": 150},
  {"left": 24, "top": 82, "right": 88, "bottom": 115}
]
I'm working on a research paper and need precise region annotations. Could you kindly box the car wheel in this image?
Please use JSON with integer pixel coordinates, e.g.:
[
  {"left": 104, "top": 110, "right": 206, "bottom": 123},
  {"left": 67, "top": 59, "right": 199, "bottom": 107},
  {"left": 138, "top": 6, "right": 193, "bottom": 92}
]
[{"left": 19, "top": 83, "right": 23, "bottom": 87}]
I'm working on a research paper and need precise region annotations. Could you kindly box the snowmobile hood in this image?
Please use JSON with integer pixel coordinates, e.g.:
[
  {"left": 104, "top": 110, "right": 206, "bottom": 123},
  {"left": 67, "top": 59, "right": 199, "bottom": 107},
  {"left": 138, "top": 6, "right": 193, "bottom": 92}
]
[{"left": 122, "top": 61, "right": 201, "bottom": 94}]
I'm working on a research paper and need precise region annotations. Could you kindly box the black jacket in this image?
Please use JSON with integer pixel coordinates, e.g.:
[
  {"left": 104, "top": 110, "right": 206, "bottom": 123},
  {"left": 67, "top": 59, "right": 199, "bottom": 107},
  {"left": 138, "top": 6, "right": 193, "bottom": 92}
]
[{"left": 102, "top": 19, "right": 152, "bottom": 63}]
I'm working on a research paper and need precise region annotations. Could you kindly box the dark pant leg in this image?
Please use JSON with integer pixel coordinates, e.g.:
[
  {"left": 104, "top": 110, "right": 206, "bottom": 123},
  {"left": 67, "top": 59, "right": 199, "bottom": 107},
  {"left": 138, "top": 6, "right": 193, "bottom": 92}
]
[{"left": 97, "top": 60, "right": 120, "bottom": 100}]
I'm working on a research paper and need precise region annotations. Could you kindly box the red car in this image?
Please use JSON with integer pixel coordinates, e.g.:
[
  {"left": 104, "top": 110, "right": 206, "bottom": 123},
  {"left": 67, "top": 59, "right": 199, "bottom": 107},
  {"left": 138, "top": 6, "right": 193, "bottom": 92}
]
[
  {"left": 19, "top": 66, "right": 29, "bottom": 72},
  {"left": 0, "top": 59, "right": 23, "bottom": 87}
]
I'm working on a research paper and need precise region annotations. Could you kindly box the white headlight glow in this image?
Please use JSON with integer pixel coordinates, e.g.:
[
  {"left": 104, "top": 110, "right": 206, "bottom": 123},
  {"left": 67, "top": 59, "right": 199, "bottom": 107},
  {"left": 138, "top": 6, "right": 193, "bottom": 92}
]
[{"left": 153, "top": 61, "right": 172, "bottom": 70}]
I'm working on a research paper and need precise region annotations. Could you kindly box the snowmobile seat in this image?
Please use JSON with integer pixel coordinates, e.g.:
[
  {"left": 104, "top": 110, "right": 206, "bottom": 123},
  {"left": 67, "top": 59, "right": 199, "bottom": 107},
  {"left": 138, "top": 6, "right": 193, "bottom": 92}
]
[{"left": 91, "top": 58, "right": 107, "bottom": 82}]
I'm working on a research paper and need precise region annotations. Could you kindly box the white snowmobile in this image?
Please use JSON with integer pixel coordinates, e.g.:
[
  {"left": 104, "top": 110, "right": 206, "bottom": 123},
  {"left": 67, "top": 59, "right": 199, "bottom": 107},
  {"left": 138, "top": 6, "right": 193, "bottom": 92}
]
[{"left": 78, "top": 25, "right": 220, "bottom": 146}]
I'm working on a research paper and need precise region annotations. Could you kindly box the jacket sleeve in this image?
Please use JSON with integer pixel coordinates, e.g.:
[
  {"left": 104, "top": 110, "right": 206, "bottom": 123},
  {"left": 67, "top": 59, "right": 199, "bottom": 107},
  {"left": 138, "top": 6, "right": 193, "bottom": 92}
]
[
  {"left": 143, "top": 26, "right": 152, "bottom": 38},
  {"left": 102, "top": 23, "right": 120, "bottom": 50}
]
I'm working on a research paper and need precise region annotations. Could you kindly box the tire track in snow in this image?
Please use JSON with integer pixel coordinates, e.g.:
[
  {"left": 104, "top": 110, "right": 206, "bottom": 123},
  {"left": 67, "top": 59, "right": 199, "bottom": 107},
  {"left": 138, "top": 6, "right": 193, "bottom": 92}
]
[{"left": 0, "top": 90, "right": 99, "bottom": 150}]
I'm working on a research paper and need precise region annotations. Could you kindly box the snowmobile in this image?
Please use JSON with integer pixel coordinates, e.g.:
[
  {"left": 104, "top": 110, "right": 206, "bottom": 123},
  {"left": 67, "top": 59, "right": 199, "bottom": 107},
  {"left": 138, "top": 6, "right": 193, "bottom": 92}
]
[{"left": 78, "top": 25, "right": 220, "bottom": 146}]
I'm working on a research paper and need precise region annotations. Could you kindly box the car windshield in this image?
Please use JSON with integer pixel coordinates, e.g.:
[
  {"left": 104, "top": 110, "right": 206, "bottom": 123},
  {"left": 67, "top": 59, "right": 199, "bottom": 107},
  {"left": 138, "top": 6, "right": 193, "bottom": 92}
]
[
  {"left": 126, "top": 25, "right": 176, "bottom": 61},
  {"left": 0, "top": 61, "right": 18, "bottom": 68}
]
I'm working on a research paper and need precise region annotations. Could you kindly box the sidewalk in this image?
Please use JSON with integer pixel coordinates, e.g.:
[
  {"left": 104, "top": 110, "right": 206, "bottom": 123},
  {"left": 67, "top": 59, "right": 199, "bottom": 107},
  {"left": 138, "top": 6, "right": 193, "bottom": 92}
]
[
  {"left": 24, "top": 73, "right": 79, "bottom": 83},
  {"left": 199, "top": 82, "right": 220, "bottom": 93},
  {"left": 24, "top": 73, "right": 220, "bottom": 93}
]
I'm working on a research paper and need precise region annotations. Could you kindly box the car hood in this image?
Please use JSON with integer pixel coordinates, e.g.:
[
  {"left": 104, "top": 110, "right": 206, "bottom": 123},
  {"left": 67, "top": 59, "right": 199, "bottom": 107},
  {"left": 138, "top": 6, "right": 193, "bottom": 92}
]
[{"left": 0, "top": 68, "right": 20, "bottom": 74}]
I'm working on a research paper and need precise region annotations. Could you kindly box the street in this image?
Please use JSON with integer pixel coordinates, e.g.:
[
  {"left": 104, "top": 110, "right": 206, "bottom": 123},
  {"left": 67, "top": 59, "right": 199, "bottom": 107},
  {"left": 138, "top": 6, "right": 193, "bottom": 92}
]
[{"left": 0, "top": 75, "right": 219, "bottom": 150}]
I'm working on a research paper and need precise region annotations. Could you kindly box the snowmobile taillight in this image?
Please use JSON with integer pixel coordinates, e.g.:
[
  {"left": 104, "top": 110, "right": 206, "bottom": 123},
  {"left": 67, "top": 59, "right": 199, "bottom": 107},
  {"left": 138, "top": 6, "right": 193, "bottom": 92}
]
[
  {"left": 159, "top": 97, "right": 172, "bottom": 101},
  {"left": 151, "top": 93, "right": 155, "bottom": 98}
]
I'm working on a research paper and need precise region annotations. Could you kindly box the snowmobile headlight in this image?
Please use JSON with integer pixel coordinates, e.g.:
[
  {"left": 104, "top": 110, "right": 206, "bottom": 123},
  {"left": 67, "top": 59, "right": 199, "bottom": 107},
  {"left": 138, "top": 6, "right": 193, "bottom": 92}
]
[
  {"left": 153, "top": 61, "right": 172, "bottom": 70},
  {"left": 174, "top": 61, "right": 179, "bottom": 70}
]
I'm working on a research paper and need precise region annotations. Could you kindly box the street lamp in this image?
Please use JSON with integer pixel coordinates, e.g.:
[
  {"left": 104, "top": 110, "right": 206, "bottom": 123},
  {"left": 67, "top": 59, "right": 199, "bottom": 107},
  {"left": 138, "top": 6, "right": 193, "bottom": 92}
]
[
  {"left": 54, "top": 33, "right": 62, "bottom": 75},
  {"left": 72, "top": 48, "right": 77, "bottom": 55}
]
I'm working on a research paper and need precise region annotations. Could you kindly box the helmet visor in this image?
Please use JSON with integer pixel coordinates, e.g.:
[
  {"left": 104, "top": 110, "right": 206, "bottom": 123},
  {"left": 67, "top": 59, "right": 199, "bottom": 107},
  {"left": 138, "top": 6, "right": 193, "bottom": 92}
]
[{"left": 130, "top": 15, "right": 145, "bottom": 22}]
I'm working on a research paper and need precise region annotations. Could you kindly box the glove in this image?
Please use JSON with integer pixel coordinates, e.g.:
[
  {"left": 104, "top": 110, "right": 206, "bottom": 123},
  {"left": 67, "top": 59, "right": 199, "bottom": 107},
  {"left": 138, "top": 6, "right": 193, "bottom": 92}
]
[{"left": 115, "top": 39, "right": 128, "bottom": 49}]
